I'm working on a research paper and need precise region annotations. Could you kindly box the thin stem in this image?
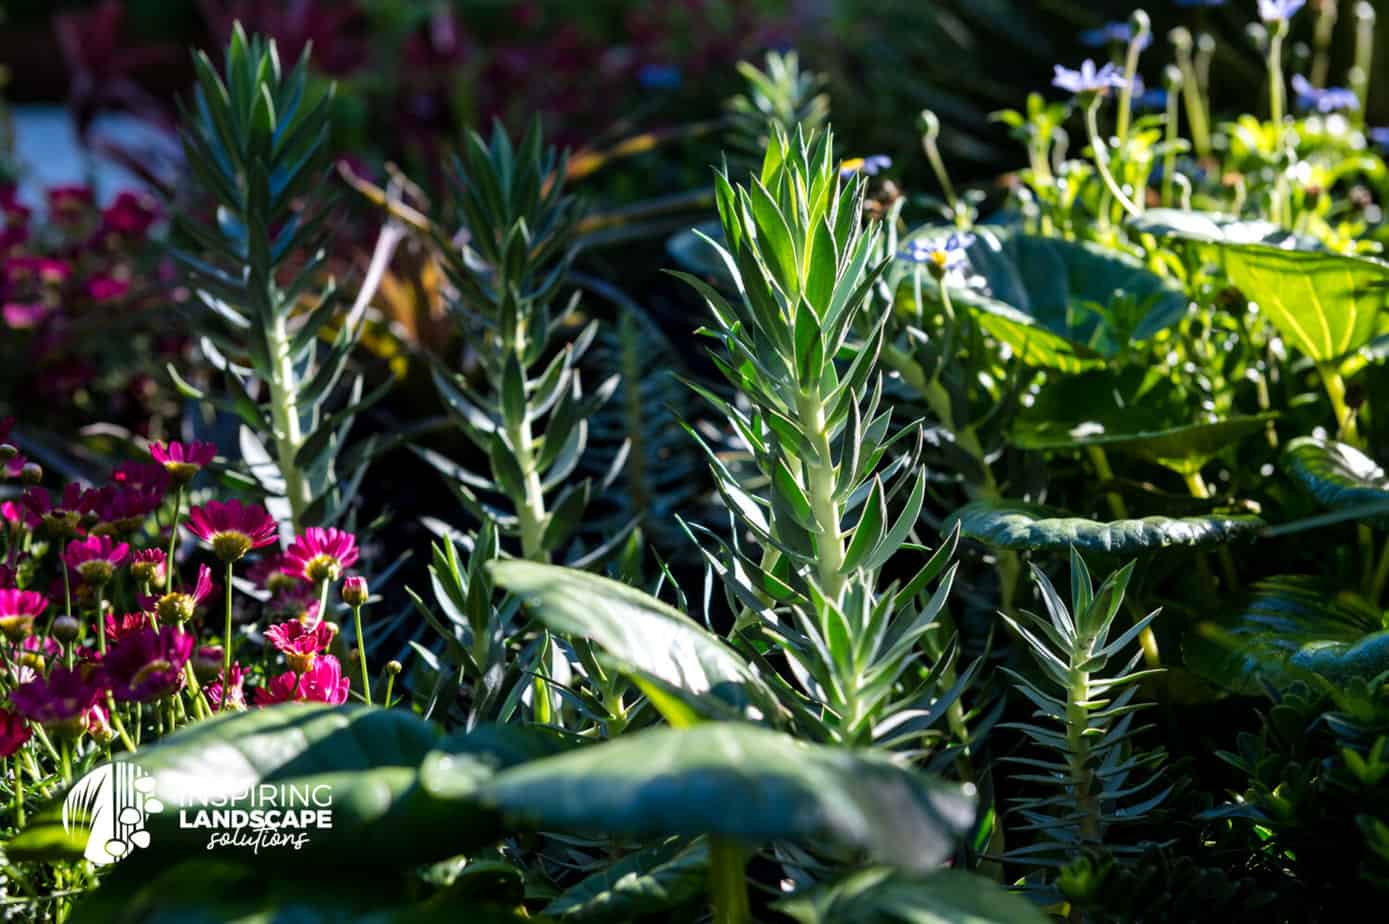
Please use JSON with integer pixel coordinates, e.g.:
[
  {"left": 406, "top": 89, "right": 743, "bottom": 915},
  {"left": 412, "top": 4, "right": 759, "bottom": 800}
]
[
  {"left": 1370, "top": 537, "right": 1389, "bottom": 605},
  {"left": 1162, "top": 86, "right": 1180, "bottom": 208},
  {"left": 222, "top": 561, "right": 234, "bottom": 712},
  {"left": 708, "top": 838, "right": 751, "bottom": 924},
  {"left": 10, "top": 756, "right": 23, "bottom": 828},
  {"left": 1087, "top": 446, "right": 1129, "bottom": 520},
  {"left": 1174, "top": 35, "right": 1212, "bottom": 158},
  {"left": 1321, "top": 366, "right": 1360, "bottom": 445},
  {"left": 164, "top": 484, "right": 183, "bottom": 594},
  {"left": 1184, "top": 470, "right": 1240, "bottom": 591},
  {"left": 1085, "top": 97, "right": 1142, "bottom": 219},
  {"left": 1116, "top": 22, "right": 1149, "bottom": 144},
  {"left": 352, "top": 604, "right": 372, "bottom": 706},
  {"left": 1267, "top": 26, "right": 1287, "bottom": 128},
  {"left": 382, "top": 671, "right": 396, "bottom": 710}
]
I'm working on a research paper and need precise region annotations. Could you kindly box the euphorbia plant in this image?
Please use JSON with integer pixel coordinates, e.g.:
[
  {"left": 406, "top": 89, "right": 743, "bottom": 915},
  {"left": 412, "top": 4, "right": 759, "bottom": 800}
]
[{"left": 167, "top": 27, "right": 391, "bottom": 531}]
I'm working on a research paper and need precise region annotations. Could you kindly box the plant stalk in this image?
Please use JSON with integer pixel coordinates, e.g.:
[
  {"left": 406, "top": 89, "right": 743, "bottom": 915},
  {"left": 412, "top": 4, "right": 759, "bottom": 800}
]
[{"left": 709, "top": 838, "right": 751, "bottom": 924}]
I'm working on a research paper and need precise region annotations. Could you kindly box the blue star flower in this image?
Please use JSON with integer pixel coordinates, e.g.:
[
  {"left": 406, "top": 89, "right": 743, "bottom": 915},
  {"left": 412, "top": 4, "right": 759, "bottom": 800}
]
[
  {"left": 1291, "top": 74, "right": 1359, "bottom": 113},
  {"left": 1370, "top": 127, "right": 1389, "bottom": 152},
  {"left": 840, "top": 155, "right": 893, "bottom": 178},
  {"left": 1080, "top": 22, "right": 1153, "bottom": 50},
  {"left": 902, "top": 232, "right": 975, "bottom": 276},
  {"left": 1053, "top": 60, "right": 1129, "bottom": 96},
  {"left": 1259, "top": 0, "right": 1306, "bottom": 23}
]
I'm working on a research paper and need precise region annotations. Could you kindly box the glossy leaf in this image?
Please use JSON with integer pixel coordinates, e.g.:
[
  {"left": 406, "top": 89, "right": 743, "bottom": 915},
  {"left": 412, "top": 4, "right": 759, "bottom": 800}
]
[
  {"left": 778, "top": 868, "right": 1051, "bottom": 924},
  {"left": 489, "top": 560, "right": 779, "bottom": 718},
  {"left": 1283, "top": 436, "right": 1389, "bottom": 529},
  {"left": 903, "top": 228, "right": 1188, "bottom": 371},
  {"left": 947, "top": 500, "right": 1265, "bottom": 553},
  {"left": 480, "top": 723, "right": 975, "bottom": 872},
  {"left": 543, "top": 838, "right": 710, "bottom": 922},
  {"left": 1186, "top": 576, "right": 1389, "bottom": 693},
  {"left": 1219, "top": 244, "right": 1389, "bottom": 365},
  {"left": 10, "top": 705, "right": 500, "bottom": 866},
  {"left": 1128, "top": 209, "right": 1321, "bottom": 250}
]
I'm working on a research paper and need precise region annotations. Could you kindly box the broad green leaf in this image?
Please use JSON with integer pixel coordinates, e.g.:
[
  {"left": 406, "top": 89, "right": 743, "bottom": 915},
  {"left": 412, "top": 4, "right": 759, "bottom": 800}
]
[
  {"left": 68, "top": 857, "right": 534, "bottom": 924},
  {"left": 543, "top": 838, "right": 710, "bottom": 922},
  {"left": 10, "top": 705, "right": 499, "bottom": 866},
  {"left": 900, "top": 228, "right": 1188, "bottom": 371},
  {"left": 946, "top": 500, "right": 1265, "bottom": 553},
  {"left": 490, "top": 561, "right": 779, "bottom": 718},
  {"left": 778, "top": 868, "right": 1051, "bottom": 924},
  {"left": 1011, "top": 368, "right": 1277, "bottom": 475},
  {"left": 1220, "top": 244, "right": 1389, "bottom": 365},
  {"left": 1283, "top": 436, "right": 1389, "bottom": 529},
  {"left": 1185, "top": 576, "right": 1389, "bottom": 693},
  {"left": 1128, "top": 209, "right": 1321, "bottom": 251},
  {"left": 480, "top": 724, "right": 975, "bottom": 872}
]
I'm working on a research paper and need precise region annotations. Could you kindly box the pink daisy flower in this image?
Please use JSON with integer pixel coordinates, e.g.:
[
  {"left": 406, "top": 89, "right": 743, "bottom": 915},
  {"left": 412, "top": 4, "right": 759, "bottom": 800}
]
[
  {"left": 103, "top": 611, "right": 150, "bottom": 645},
  {"left": 264, "top": 620, "right": 335, "bottom": 673},
  {"left": 204, "top": 663, "right": 247, "bottom": 712},
  {"left": 0, "top": 589, "right": 47, "bottom": 642},
  {"left": 62, "top": 535, "right": 130, "bottom": 584},
  {"left": 283, "top": 527, "right": 359, "bottom": 584},
  {"left": 149, "top": 440, "right": 215, "bottom": 484},
  {"left": 10, "top": 665, "right": 105, "bottom": 738},
  {"left": 255, "top": 655, "right": 350, "bottom": 706},
  {"left": 139, "top": 563, "right": 214, "bottom": 625},
  {"left": 104, "top": 626, "right": 193, "bottom": 703},
  {"left": 185, "top": 500, "right": 277, "bottom": 562},
  {"left": 129, "top": 548, "right": 167, "bottom": 586},
  {"left": 0, "top": 708, "right": 32, "bottom": 758}
]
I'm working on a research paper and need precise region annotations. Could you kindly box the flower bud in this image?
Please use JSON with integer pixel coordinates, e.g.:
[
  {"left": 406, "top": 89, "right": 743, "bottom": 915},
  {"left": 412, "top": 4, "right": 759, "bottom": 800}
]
[
  {"left": 0, "top": 443, "right": 17, "bottom": 462},
  {"left": 20, "top": 463, "right": 42, "bottom": 485},
  {"left": 385, "top": 660, "right": 402, "bottom": 676},
  {"left": 1129, "top": 9, "right": 1151, "bottom": 43},
  {"left": 341, "top": 575, "right": 369, "bottom": 608},
  {"left": 0, "top": 615, "right": 35, "bottom": 643},
  {"left": 193, "top": 645, "right": 224, "bottom": 683},
  {"left": 918, "top": 109, "right": 941, "bottom": 144},
  {"left": 51, "top": 615, "right": 81, "bottom": 644}
]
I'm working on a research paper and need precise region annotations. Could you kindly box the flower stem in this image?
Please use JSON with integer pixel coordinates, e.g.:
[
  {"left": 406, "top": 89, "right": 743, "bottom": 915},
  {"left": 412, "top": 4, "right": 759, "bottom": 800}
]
[
  {"left": 1085, "top": 97, "right": 1142, "bottom": 219},
  {"left": 708, "top": 838, "right": 751, "bottom": 924},
  {"left": 164, "top": 484, "right": 183, "bottom": 594},
  {"left": 1267, "top": 25, "right": 1288, "bottom": 127},
  {"left": 1370, "top": 537, "right": 1389, "bottom": 605},
  {"left": 222, "top": 561, "right": 234, "bottom": 712},
  {"left": 382, "top": 671, "right": 396, "bottom": 710},
  {"left": 351, "top": 604, "right": 371, "bottom": 706}
]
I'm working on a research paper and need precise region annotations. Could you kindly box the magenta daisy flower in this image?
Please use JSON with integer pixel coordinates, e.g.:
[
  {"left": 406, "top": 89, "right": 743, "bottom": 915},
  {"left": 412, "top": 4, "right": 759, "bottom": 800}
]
[
  {"left": 139, "top": 563, "right": 214, "bottom": 625},
  {"left": 247, "top": 553, "right": 300, "bottom": 594},
  {"left": 0, "top": 708, "right": 32, "bottom": 758},
  {"left": 0, "top": 589, "right": 47, "bottom": 643},
  {"left": 264, "top": 620, "right": 335, "bottom": 673},
  {"left": 149, "top": 440, "right": 215, "bottom": 484},
  {"left": 62, "top": 535, "right": 130, "bottom": 585},
  {"left": 111, "top": 460, "right": 172, "bottom": 494},
  {"left": 86, "top": 485, "right": 162, "bottom": 534},
  {"left": 185, "top": 500, "right": 277, "bottom": 562},
  {"left": 129, "top": 548, "right": 167, "bottom": 586},
  {"left": 21, "top": 484, "right": 84, "bottom": 536},
  {"left": 255, "top": 655, "right": 350, "bottom": 706},
  {"left": 204, "top": 663, "right": 246, "bottom": 712},
  {"left": 10, "top": 665, "right": 105, "bottom": 738},
  {"left": 341, "top": 575, "right": 369, "bottom": 608},
  {"left": 103, "top": 611, "right": 150, "bottom": 645},
  {"left": 104, "top": 626, "right": 193, "bottom": 703},
  {"left": 283, "top": 527, "right": 359, "bottom": 584}
]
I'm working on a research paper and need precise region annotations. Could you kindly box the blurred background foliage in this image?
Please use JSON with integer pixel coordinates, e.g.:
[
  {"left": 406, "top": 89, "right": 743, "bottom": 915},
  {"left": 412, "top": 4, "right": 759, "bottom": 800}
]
[{"left": 4, "top": 0, "right": 1388, "bottom": 196}]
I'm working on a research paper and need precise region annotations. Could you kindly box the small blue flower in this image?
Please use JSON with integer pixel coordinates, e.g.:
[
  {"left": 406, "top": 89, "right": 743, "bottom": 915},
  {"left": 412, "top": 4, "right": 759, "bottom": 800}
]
[
  {"left": 1291, "top": 74, "right": 1359, "bottom": 113},
  {"left": 638, "top": 64, "right": 682, "bottom": 90},
  {"left": 902, "top": 232, "right": 975, "bottom": 277},
  {"left": 1053, "top": 59, "right": 1129, "bottom": 96},
  {"left": 1080, "top": 22, "right": 1152, "bottom": 50},
  {"left": 840, "top": 155, "right": 893, "bottom": 178},
  {"left": 1370, "top": 127, "right": 1389, "bottom": 152},
  {"left": 1135, "top": 86, "right": 1169, "bottom": 111},
  {"left": 1258, "top": 0, "right": 1306, "bottom": 23}
]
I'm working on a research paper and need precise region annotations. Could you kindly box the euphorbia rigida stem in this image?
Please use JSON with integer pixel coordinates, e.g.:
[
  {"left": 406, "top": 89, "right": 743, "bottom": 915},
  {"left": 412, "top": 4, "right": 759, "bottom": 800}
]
[
  {"left": 222, "top": 561, "right": 235, "bottom": 712},
  {"left": 709, "top": 838, "right": 751, "bottom": 924}
]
